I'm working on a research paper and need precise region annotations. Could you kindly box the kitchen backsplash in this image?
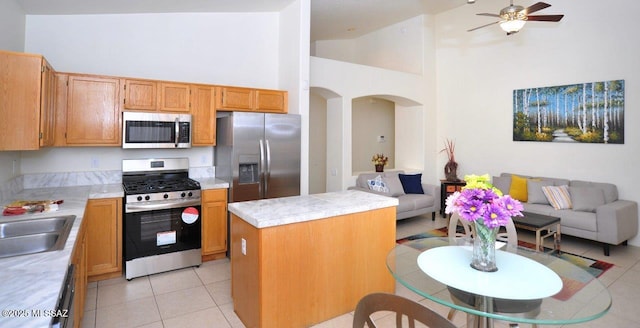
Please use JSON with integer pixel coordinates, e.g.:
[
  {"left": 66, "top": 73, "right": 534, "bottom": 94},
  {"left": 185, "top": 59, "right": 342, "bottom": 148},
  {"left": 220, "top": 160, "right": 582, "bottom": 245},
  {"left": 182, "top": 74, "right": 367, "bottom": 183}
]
[{"left": 0, "top": 166, "right": 215, "bottom": 204}]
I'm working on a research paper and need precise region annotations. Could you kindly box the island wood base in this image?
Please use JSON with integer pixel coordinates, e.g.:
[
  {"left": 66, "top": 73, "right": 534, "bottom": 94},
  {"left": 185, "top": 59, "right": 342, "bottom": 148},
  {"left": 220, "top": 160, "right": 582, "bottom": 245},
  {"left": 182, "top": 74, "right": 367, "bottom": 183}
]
[{"left": 230, "top": 207, "right": 396, "bottom": 328}]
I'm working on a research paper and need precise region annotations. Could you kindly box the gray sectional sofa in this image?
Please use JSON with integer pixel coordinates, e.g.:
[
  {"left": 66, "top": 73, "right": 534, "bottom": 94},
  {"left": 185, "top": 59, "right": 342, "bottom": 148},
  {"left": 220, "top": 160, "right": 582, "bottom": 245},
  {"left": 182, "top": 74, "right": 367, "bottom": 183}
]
[
  {"left": 349, "top": 171, "right": 440, "bottom": 221},
  {"left": 493, "top": 173, "right": 638, "bottom": 255}
]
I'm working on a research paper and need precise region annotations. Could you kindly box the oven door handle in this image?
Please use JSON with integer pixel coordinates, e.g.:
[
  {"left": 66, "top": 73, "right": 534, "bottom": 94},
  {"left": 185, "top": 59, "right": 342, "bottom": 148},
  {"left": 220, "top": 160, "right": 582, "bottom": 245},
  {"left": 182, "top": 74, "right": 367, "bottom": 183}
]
[{"left": 125, "top": 199, "right": 201, "bottom": 212}]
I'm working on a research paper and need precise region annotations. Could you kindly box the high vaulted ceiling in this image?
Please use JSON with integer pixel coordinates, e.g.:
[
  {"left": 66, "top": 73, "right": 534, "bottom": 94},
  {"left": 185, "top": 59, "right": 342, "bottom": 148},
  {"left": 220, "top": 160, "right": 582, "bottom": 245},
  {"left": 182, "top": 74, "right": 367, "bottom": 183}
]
[{"left": 16, "top": 0, "right": 467, "bottom": 42}]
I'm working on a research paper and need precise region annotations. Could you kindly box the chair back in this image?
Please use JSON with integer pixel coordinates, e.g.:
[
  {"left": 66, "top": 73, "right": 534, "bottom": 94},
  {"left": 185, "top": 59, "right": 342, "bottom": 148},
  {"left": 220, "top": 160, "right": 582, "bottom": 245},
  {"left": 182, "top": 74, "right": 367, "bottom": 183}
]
[
  {"left": 353, "top": 293, "right": 456, "bottom": 328},
  {"left": 447, "top": 212, "right": 473, "bottom": 243}
]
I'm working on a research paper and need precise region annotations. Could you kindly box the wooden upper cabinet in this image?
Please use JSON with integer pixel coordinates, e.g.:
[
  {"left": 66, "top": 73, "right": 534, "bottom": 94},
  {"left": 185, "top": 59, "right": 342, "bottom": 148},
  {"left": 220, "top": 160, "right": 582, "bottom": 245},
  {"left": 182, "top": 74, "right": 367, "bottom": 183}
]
[
  {"left": 217, "top": 86, "right": 287, "bottom": 113},
  {"left": 66, "top": 74, "right": 121, "bottom": 146},
  {"left": 256, "top": 89, "right": 288, "bottom": 113},
  {"left": 124, "top": 79, "right": 191, "bottom": 113},
  {"left": 0, "top": 50, "right": 55, "bottom": 150},
  {"left": 123, "top": 79, "right": 157, "bottom": 110},
  {"left": 160, "top": 82, "right": 190, "bottom": 112},
  {"left": 218, "top": 86, "right": 254, "bottom": 111},
  {"left": 191, "top": 84, "right": 216, "bottom": 146}
]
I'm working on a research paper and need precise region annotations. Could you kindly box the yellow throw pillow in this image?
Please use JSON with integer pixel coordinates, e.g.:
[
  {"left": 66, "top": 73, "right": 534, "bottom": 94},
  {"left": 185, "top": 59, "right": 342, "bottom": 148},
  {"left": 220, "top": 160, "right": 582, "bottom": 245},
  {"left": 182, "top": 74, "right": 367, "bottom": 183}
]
[{"left": 509, "top": 175, "right": 528, "bottom": 202}]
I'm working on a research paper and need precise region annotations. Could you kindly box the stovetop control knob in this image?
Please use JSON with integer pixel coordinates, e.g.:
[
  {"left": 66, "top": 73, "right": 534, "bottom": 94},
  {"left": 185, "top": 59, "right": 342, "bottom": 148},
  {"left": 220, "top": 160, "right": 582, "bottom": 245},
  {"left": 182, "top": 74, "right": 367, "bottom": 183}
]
[
  {"left": 163, "top": 194, "right": 169, "bottom": 199},
  {"left": 144, "top": 195, "right": 150, "bottom": 201},
  {"left": 188, "top": 192, "right": 193, "bottom": 197},
  {"left": 137, "top": 196, "right": 142, "bottom": 201},
  {"left": 181, "top": 192, "right": 186, "bottom": 198}
]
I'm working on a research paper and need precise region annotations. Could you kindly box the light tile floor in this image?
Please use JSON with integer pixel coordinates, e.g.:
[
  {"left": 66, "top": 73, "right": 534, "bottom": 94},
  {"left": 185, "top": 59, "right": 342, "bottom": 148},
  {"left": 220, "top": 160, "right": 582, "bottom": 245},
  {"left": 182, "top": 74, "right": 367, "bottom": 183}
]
[{"left": 82, "top": 214, "right": 640, "bottom": 328}]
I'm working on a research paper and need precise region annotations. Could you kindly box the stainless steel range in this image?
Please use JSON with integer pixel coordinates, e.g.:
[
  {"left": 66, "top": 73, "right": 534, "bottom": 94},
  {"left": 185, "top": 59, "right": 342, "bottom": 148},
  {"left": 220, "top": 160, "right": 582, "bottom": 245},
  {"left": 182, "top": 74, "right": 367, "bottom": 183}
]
[{"left": 122, "top": 158, "right": 202, "bottom": 280}]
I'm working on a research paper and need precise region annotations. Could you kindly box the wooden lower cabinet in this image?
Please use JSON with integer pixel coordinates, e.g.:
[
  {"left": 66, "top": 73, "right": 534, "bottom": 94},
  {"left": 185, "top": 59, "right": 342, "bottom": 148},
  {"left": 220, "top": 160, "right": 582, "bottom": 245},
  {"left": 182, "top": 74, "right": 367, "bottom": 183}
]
[
  {"left": 85, "top": 198, "right": 123, "bottom": 281},
  {"left": 71, "top": 217, "right": 87, "bottom": 328},
  {"left": 202, "top": 189, "right": 228, "bottom": 261}
]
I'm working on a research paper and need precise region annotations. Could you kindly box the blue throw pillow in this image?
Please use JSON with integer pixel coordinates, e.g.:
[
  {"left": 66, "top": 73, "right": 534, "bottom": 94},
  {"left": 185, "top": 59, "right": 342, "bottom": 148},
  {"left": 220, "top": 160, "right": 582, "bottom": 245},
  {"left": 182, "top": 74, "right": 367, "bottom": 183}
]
[{"left": 399, "top": 173, "right": 424, "bottom": 194}]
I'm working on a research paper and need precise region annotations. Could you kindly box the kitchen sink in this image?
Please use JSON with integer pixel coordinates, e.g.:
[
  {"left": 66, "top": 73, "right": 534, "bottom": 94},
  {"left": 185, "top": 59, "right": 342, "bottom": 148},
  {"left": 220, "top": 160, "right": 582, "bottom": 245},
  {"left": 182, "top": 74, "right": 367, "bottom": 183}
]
[{"left": 0, "top": 215, "right": 75, "bottom": 259}]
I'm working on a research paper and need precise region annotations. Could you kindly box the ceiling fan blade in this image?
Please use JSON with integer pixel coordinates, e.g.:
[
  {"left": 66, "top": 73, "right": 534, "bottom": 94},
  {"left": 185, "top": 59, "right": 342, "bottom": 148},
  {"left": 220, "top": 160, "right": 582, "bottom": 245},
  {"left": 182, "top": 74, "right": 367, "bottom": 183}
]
[
  {"left": 476, "top": 13, "right": 501, "bottom": 18},
  {"left": 527, "top": 14, "right": 564, "bottom": 22},
  {"left": 524, "top": 2, "right": 551, "bottom": 14},
  {"left": 467, "top": 21, "right": 500, "bottom": 32}
]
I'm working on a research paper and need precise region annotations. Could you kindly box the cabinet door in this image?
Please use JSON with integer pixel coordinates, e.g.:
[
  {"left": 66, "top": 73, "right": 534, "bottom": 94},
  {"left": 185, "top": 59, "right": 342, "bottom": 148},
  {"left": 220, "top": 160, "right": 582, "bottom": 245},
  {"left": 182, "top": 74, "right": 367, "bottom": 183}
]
[
  {"left": 39, "top": 60, "right": 56, "bottom": 147},
  {"left": 159, "top": 82, "right": 190, "bottom": 112},
  {"left": 256, "top": 89, "right": 287, "bottom": 113},
  {"left": 53, "top": 73, "right": 69, "bottom": 147},
  {"left": 202, "top": 189, "right": 228, "bottom": 258},
  {"left": 71, "top": 224, "right": 87, "bottom": 327},
  {"left": 218, "top": 87, "right": 254, "bottom": 111},
  {"left": 124, "top": 79, "right": 157, "bottom": 110},
  {"left": 191, "top": 85, "right": 216, "bottom": 146},
  {"left": 66, "top": 75, "right": 121, "bottom": 145},
  {"left": 0, "top": 51, "right": 43, "bottom": 150},
  {"left": 85, "top": 198, "right": 122, "bottom": 277}
]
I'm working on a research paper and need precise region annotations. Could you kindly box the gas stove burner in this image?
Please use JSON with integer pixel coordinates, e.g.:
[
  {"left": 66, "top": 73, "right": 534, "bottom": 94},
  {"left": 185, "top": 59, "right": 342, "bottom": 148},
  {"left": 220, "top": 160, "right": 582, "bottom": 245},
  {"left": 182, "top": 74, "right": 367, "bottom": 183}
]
[{"left": 123, "top": 178, "right": 201, "bottom": 195}]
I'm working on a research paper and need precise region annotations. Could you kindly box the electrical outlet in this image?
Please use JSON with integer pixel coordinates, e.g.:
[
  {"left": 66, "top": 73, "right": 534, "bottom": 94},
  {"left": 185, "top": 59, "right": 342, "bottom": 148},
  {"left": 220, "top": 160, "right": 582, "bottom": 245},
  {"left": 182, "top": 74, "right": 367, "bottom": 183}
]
[
  {"left": 90, "top": 157, "right": 99, "bottom": 168},
  {"left": 241, "top": 238, "right": 247, "bottom": 255}
]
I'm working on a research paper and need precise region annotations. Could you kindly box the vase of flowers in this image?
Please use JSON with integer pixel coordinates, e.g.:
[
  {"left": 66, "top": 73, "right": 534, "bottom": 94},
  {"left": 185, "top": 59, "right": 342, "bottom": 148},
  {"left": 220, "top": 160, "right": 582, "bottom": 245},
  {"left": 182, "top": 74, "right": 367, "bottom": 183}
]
[
  {"left": 371, "top": 153, "right": 389, "bottom": 172},
  {"left": 440, "top": 139, "right": 459, "bottom": 181},
  {"left": 445, "top": 174, "right": 524, "bottom": 272}
]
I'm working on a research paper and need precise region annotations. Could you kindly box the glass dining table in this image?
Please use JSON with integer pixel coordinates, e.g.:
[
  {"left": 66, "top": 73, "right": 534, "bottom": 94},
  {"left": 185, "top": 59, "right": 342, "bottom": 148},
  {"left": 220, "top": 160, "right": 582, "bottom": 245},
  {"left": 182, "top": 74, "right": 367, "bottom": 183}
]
[{"left": 386, "top": 237, "right": 612, "bottom": 328}]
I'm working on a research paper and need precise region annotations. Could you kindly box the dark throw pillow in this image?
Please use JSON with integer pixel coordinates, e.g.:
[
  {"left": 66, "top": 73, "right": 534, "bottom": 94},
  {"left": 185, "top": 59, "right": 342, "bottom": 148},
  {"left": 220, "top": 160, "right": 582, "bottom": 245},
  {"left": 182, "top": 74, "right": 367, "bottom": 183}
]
[{"left": 399, "top": 173, "right": 424, "bottom": 194}]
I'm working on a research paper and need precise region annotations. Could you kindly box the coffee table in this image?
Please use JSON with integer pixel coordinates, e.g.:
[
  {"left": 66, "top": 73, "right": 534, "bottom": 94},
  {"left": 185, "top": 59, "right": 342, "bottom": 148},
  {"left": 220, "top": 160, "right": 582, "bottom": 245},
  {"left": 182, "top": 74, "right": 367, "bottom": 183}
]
[{"left": 512, "top": 212, "right": 561, "bottom": 253}]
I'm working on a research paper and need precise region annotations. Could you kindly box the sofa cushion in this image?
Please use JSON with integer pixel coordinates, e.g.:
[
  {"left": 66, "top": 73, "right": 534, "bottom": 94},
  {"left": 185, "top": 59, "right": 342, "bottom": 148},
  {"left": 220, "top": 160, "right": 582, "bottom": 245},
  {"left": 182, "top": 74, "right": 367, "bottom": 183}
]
[
  {"left": 509, "top": 175, "right": 529, "bottom": 202},
  {"left": 397, "top": 193, "right": 435, "bottom": 213},
  {"left": 570, "top": 186, "right": 605, "bottom": 212},
  {"left": 383, "top": 172, "right": 406, "bottom": 197},
  {"left": 560, "top": 210, "right": 598, "bottom": 232},
  {"left": 357, "top": 173, "right": 382, "bottom": 189},
  {"left": 542, "top": 185, "right": 572, "bottom": 210},
  {"left": 570, "top": 180, "right": 618, "bottom": 204},
  {"left": 367, "top": 175, "right": 390, "bottom": 194},
  {"left": 492, "top": 176, "right": 511, "bottom": 195},
  {"left": 399, "top": 173, "right": 424, "bottom": 194},
  {"left": 528, "top": 180, "right": 554, "bottom": 204}
]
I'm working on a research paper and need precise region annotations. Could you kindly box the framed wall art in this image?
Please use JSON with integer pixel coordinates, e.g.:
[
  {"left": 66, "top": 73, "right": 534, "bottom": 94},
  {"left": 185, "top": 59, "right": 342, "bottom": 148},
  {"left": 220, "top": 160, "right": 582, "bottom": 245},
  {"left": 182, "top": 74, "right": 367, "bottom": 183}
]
[{"left": 513, "top": 80, "right": 625, "bottom": 144}]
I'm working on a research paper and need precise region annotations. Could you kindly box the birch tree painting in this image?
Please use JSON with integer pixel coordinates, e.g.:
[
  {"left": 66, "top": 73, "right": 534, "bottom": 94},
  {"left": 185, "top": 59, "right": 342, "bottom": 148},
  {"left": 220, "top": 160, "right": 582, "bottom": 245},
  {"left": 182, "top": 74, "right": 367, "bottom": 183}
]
[{"left": 513, "top": 80, "right": 624, "bottom": 144}]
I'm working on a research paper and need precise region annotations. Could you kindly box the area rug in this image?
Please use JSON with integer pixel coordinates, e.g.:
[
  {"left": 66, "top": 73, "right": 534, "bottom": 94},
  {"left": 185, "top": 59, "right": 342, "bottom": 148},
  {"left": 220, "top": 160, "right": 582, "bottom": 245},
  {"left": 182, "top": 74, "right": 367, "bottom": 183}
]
[{"left": 397, "top": 227, "right": 614, "bottom": 301}]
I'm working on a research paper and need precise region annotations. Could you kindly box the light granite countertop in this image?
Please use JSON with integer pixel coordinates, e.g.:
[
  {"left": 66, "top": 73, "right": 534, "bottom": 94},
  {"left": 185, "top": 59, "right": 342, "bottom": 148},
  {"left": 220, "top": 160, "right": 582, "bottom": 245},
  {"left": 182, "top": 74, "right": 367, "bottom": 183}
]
[
  {"left": 227, "top": 189, "right": 398, "bottom": 229},
  {"left": 0, "top": 180, "right": 227, "bottom": 328}
]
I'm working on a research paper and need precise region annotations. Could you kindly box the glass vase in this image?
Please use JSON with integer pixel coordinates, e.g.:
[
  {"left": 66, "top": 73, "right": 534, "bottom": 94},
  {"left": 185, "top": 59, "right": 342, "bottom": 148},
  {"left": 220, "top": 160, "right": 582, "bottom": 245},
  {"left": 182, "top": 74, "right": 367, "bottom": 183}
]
[{"left": 471, "top": 220, "right": 499, "bottom": 272}]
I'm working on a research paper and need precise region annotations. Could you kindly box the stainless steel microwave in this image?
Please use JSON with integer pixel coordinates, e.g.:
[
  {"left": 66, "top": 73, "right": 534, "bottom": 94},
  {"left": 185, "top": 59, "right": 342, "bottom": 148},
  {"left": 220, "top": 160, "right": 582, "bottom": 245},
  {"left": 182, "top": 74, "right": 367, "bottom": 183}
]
[{"left": 122, "top": 112, "right": 191, "bottom": 149}]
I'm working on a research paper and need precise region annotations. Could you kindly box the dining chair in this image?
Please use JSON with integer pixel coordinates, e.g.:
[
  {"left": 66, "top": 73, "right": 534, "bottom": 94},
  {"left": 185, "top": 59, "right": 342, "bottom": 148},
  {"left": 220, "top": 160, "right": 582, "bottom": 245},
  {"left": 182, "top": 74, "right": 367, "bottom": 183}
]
[{"left": 352, "top": 292, "right": 457, "bottom": 328}]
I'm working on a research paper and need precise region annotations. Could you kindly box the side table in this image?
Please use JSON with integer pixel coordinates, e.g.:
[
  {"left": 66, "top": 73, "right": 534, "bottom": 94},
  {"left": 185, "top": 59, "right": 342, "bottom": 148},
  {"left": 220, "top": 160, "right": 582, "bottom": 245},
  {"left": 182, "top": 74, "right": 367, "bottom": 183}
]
[{"left": 440, "top": 179, "right": 465, "bottom": 217}]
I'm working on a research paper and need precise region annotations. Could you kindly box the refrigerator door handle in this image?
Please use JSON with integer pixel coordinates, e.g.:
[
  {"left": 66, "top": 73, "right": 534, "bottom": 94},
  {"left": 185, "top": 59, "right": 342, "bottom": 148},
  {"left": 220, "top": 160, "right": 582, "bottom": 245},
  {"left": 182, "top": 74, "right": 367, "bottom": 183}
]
[
  {"left": 259, "top": 139, "right": 266, "bottom": 198},
  {"left": 265, "top": 139, "right": 271, "bottom": 196}
]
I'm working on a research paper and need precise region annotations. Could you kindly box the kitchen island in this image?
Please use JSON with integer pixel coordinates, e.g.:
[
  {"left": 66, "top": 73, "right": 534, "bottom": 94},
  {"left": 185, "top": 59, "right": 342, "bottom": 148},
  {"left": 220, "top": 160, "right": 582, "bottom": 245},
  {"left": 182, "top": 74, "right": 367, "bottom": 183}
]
[{"left": 228, "top": 190, "right": 398, "bottom": 328}]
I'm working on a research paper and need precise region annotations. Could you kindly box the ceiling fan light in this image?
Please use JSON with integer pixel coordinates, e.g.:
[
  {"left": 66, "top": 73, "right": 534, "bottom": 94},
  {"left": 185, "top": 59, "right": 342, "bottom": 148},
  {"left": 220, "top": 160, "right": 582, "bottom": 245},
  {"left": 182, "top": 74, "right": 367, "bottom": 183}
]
[
  {"left": 467, "top": 0, "right": 476, "bottom": 3},
  {"left": 500, "top": 19, "right": 526, "bottom": 33}
]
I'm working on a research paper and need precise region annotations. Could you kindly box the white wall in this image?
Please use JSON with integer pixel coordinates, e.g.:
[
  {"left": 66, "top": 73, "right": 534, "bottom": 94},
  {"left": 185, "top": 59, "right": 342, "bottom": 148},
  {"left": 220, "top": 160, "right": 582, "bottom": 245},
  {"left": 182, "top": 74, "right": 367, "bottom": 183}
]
[
  {"left": 351, "top": 97, "right": 395, "bottom": 172},
  {"left": 0, "top": 0, "right": 25, "bottom": 52},
  {"left": 435, "top": 0, "right": 640, "bottom": 245},
  {"left": 313, "top": 15, "right": 424, "bottom": 74},
  {"left": 310, "top": 56, "right": 431, "bottom": 190},
  {"left": 279, "top": 0, "right": 310, "bottom": 195},
  {"left": 309, "top": 92, "right": 327, "bottom": 194},
  {"left": 24, "top": 13, "right": 280, "bottom": 88}
]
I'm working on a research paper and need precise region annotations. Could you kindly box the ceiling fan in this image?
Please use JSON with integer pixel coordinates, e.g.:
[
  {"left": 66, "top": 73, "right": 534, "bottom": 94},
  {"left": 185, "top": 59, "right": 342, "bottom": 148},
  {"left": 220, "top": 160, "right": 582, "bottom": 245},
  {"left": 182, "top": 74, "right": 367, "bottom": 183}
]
[{"left": 468, "top": 1, "right": 564, "bottom": 35}]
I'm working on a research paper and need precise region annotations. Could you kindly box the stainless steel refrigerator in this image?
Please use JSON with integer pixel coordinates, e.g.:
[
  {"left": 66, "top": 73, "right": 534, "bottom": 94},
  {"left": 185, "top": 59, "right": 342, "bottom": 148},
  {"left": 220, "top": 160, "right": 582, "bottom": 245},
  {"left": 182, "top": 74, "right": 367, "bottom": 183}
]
[{"left": 215, "top": 112, "right": 301, "bottom": 203}]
